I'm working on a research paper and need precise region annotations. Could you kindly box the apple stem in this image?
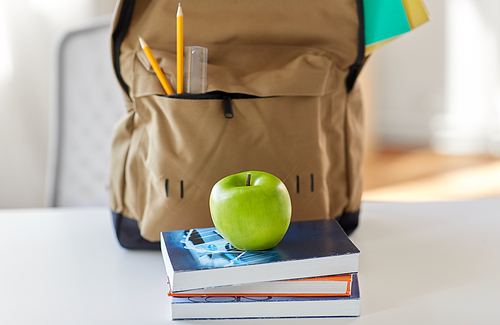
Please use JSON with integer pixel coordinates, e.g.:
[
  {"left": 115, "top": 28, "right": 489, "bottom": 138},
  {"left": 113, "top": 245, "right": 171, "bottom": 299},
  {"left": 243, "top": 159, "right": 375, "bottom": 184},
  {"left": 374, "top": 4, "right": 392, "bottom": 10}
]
[{"left": 246, "top": 173, "right": 251, "bottom": 186}]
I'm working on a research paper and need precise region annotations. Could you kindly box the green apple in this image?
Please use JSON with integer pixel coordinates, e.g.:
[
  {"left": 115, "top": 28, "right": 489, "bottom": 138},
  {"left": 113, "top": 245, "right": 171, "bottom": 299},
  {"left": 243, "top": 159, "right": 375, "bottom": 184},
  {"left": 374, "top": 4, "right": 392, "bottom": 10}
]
[{"left": 209, "top": 171, "right": 292, "bottom": 251}]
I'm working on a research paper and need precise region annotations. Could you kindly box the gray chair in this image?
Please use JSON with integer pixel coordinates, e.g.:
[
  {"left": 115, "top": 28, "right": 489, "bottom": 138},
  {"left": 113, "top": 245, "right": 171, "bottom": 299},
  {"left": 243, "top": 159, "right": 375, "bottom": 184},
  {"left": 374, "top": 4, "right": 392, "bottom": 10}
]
[{"left": 45, "top": 17, "right": 126, "bottom": 207}]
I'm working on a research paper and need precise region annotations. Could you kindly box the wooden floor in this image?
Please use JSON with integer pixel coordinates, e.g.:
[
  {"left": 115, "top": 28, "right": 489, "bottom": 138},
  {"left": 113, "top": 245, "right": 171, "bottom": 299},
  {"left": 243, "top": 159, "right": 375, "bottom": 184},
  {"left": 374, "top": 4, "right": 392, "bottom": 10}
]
[{"left": 362, "top": 149, "right": 500, "bottom": 202}]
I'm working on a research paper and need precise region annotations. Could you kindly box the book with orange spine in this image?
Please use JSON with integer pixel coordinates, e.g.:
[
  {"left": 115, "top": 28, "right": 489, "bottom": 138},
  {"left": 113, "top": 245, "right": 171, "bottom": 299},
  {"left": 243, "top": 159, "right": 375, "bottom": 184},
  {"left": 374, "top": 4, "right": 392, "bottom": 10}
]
[
  {"left": 170, "top": 274, "right": 360, "bottom": 320},
  {"left": 168, "top": 274, "right": 353, "bottom": 297}
]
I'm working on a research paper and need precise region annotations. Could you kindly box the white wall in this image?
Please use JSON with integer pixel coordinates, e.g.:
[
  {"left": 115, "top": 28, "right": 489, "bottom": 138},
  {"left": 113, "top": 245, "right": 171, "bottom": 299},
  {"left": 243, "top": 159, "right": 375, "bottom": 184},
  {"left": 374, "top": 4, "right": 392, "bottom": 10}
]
[
  {"left": 371, "top": 0, "right": 500, "bottom": 154},
  {"left": 0, "top": 0, "right": 116, "bottom": 208},
  {"left": 433, "top": 0, "right": 500, "bottom": 155},
  {"left": 368, "top": 0, "right": 445, "bottom": 148}
]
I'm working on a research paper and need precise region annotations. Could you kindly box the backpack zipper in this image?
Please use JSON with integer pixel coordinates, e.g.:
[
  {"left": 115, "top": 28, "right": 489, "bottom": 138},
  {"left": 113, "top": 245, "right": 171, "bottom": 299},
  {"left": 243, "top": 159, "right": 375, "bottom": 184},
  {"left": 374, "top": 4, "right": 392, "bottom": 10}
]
[{"left": 166, "top": 91, "right": 261, "bottom": 119}]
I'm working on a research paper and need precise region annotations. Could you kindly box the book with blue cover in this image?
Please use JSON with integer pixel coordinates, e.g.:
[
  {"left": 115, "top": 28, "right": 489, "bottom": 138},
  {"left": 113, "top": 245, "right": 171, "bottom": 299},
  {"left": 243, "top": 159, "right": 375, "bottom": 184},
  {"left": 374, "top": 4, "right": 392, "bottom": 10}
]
[
  {"left": 161, "top": 218, "right": 360, "bottom": 293},
  {"left": 170, "top": 274, "right": 360, "bottom": 320}
]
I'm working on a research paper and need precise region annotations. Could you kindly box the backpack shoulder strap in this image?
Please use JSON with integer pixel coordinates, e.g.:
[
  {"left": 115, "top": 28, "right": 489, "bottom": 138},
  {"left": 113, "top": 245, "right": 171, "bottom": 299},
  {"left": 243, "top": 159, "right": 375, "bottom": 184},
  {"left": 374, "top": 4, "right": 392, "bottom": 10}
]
[
  {"left": 111, "top": 0, "right": 136, "bottom": 99},
  {"left": 346, "top": 0, "right": 365, "bottom": 92}
]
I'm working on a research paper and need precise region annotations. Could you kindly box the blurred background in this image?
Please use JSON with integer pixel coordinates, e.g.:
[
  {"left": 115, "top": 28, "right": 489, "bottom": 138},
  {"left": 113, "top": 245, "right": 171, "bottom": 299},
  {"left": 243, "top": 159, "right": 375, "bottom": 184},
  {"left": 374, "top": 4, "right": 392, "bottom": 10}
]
[{"left": 0, "top": 0, "right": 499, "bottom": 209}]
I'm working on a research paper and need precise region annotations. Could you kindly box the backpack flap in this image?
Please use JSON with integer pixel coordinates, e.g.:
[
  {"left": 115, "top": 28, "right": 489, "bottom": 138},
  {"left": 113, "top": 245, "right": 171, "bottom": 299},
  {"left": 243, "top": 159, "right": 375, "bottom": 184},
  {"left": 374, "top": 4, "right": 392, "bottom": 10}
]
[{"left": 111, "top": 0, "right": 363, "bottom": 98}]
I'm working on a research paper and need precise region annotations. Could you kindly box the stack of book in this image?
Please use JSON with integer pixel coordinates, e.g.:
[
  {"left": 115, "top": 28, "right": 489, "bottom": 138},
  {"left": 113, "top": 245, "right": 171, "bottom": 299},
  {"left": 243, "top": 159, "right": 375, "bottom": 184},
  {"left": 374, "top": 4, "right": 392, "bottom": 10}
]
[{"left": 160, "top": 218, "right": 360, "bottom": 320}]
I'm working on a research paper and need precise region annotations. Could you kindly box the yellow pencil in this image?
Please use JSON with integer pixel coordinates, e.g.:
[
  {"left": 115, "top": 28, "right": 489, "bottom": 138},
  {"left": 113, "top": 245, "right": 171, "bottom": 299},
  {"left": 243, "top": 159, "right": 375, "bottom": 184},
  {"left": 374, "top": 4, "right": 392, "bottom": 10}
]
[
  {"left": 177, "top": 3, "right": 184, "bottom": 94},
  {"left": 138, "top": 35, "right": 174, "bottom": 95}
]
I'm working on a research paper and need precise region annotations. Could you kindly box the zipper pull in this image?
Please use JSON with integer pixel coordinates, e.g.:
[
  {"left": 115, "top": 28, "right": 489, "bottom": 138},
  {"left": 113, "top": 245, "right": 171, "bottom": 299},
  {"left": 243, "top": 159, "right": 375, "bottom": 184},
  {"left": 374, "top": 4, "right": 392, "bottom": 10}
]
[{"left": 223, "top": 95, "right": 234, "bottom": 119}]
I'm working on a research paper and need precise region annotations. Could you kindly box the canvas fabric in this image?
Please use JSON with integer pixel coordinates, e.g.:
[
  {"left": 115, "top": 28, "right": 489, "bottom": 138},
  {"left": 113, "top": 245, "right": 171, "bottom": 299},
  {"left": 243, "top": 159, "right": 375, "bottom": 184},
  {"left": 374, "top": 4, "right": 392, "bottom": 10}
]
[{"left": 109, "top": 0, "right": 365, "bottom": 247}]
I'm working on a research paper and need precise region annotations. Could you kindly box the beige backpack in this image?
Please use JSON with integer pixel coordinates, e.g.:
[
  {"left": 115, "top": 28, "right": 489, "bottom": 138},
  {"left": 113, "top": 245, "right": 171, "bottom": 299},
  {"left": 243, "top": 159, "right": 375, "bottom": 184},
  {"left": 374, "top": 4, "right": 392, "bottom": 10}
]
[{"left": 109, "top": 0, "right": 365, "bottom": 249}]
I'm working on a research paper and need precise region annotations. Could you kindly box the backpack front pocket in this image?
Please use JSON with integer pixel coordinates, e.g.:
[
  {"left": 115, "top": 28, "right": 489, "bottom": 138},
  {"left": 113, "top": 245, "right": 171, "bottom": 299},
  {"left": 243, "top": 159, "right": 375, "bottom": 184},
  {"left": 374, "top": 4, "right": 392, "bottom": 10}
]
[{"left": 126, "top": 45, "right": 352, "bottom": 241}]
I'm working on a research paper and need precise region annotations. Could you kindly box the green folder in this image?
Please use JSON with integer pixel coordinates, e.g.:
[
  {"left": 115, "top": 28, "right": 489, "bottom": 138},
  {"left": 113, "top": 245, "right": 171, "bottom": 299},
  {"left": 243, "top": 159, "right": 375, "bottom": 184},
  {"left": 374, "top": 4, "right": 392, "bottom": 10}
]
[{"left": 364, "top": 0, "right": 412, "bottom": 46}]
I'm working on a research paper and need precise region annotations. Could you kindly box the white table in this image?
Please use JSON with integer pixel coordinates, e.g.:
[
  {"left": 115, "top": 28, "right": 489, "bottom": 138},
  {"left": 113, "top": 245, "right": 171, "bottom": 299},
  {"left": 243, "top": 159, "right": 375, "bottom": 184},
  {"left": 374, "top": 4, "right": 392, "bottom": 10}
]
[{"left": 1, "top": 199, "right": 499, "bottom": 324}]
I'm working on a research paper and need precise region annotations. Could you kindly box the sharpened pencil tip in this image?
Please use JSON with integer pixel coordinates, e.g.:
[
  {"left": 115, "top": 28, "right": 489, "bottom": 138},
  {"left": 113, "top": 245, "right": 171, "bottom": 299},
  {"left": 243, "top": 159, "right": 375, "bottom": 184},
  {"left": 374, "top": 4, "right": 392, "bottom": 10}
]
[
  {"left": 138, "top": 35, "right": 146, "bottom": 48},
  {"left": 177, "top": 2, "right": 183, "bottom": 16}
]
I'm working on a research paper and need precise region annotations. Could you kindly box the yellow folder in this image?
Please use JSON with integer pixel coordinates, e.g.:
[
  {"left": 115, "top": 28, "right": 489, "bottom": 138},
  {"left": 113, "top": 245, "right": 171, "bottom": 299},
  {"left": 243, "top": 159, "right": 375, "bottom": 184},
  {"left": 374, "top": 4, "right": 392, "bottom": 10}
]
[{"left": 365, "top": 0, "right": 429, "bottom": 56}]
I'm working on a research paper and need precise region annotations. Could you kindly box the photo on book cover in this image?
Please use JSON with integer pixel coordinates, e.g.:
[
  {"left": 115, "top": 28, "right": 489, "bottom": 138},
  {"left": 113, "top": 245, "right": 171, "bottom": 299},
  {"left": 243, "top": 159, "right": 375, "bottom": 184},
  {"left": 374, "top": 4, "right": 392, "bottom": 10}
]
[{"left": 177, "top": 227, "right": 279, "bottom": 268}]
